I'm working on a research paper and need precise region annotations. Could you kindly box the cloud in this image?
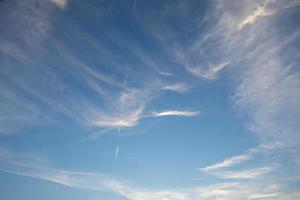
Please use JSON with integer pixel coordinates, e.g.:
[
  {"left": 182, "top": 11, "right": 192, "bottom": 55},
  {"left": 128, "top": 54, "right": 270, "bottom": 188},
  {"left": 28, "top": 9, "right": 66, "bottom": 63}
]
[
  {"left": 213, "top": 166, "right": 274, "bottom": 179},
  {"left": 199, "top": 143, "right": 280, "bottom": 172},
  {"left": 0, "top": 146, "right": 299, "bottom": 200},
  {"left": 192, "top": 0, "right": 300, "bottom": 145},
  {"left": 238, "top": 5, "right": 272, "bottom": 30},
  {"left": 150, "top": 110, "right": 199, "bottom": 117},
  {"left": 0, "top": 84, "right": 40, "bottom": 134},
  {"left": 0, "top": 1, "right": 52, "bottom": 58},
  {"left": 90, "top": 108, "right": 199, "bottom": 129},
  {"left": 49, "top": 0, "right": 68, "bottom": 9},
  {"left": 200, "top": 154, "right": 251, "bottom": 171},
  {"left": 249, "top": 192, "right": 280, "bottom": 199},
  {"left": 235, "top": 56, "right": 300, "bottom": 144},
  {"left": 1, "top": 1, "right": 300, "bottom": 199},
  {"left": 162, "top": 83, "right": 190, "bottom": 92},
  {"left": 186, "top": 62, "right": 230, "bottom": 80},
  {"left": 92, "top": 107, "right": 144, "bottom": 128},
  {"left": 199, "top": 143, "right": 285, "bottom": 182},
  {"left": 0, "top": 147, "right": 115, "bottom": 191},
  {"left": 1, "top": 1, "right": 201, "bottom": 134}
]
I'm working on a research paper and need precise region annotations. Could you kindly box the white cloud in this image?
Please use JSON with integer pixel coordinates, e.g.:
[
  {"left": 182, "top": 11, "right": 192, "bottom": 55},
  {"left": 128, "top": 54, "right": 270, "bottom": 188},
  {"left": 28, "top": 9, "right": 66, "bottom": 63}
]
[
  {"left": 92, "top": 107, "right": 143, "bottom": 128},
  {"left": 200, "top": 154, "right": 251, "bottom": 171},
  {"left": 150, "top": 110, "right": 199, "bottom": 117},
  {"left": 186, "top": 62, "right": 230, "bottom": 80},
  {"left": 0, "top": 147, "right": 298, "bottom": 200},
  {"left": 199, "top": 143, "right": 285, "bottom": 182},
  {"left": 238, "top": 5, "right": 272, "bottom": 30},
  {"left": 195, "top": 0, "right": 300, "bottom": 145},
  {"left": 49, "top": 0, "right": 68, "bottom": 9},
  {"left": 0, "top": 83, "right": 40, "bottom": 134},
  {"left": 214, "top": 167, "right": 273, "bottom": 179},
  {"left": 249, "top": 192, "right": 280, "bottom": 199},
  {"left": 199, "top": 143, "right": 280, "bottom": 172},
  {"left": 162, "top": 83, "right": 190, "bottom": 92},
  {"left": 235, "top": 57, "right": 300, "bottom": 144},
  {"left": 1, "top": 1, "right": 300, "bottom": 199}
]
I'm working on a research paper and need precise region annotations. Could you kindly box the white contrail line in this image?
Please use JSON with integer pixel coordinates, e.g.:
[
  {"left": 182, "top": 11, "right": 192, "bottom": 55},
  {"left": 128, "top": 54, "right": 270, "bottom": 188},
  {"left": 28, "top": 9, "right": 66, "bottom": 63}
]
[
  {"left": 119, "top": 63, "right": 128, "bottom": 134},
  {"left": 118, "top": 0, "right": 135, "bottom": 133},
  {"left": 115, "top": 146, "right": 119, "bottom": 160}
]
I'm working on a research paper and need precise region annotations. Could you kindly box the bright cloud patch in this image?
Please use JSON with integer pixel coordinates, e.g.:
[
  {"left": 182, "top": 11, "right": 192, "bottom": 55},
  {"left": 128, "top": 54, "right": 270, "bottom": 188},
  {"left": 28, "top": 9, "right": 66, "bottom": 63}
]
[
  {"left": 150, "top": 110, "right": 199, "bottom": 117},
  {"left": 49, "top": 0, "right": 68, "bottom": 9}
]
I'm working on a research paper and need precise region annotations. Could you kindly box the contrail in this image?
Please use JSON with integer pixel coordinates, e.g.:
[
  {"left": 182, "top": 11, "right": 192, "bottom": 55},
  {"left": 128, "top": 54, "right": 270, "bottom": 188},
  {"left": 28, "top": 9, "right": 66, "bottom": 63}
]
[
  {"left": 124, "top": 63, "right": 128, "bottom": 87},
  {"left": 115, "top": 145, "right": 119, "bottom": 159},
  {"left": 119, "top": 63, "right": 128, "bottom": 134},
  {"left": 119, "top": 0, "right": 135, "bottom": 132},
  {"left": 131, "top": 0, "right": 137, "bottom": 24},
  {"left": 120, "top": 63, "right": 128, "bottom": 112}
]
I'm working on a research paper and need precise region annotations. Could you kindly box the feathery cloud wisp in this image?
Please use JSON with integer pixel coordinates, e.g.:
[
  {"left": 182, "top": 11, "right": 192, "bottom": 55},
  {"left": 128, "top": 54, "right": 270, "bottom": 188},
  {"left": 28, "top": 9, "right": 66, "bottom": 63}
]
[
  {"left": 238, "top": 5, "right": 272, "bottom": 30},
  {"left": 162, "top": 83, "right": 190, "bottom": 92},
  {"left": 200, "top": 154, "right": 251, "bottom": 172},
  {"left": 186, "top": 62, "right": 230, "bottom": 80},
  {"left": 213, "top": 166, "right": 274, "bottom": 180},
  {"left": 150, "top": 110, "right": 199, "bottom": 117},
  {"left": 49, "top": 0, "right": 68, "bottom": 9},
  {"left": 92, "top": 108, "right": 144, "bottom": 128}
]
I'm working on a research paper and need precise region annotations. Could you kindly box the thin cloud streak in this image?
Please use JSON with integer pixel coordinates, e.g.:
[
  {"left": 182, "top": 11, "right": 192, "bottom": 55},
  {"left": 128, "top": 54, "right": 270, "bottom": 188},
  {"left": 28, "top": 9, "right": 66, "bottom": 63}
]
[
  {"left": 213, "top": 166, "right": 274, "bottom": 180},
  {"left": 200, "top": 154, "right": 251, "bottom": 172},
  {"left": 150, "top": 110, "right": 199, "bottom": 117},
  {"left": 91, "top": 109, "right": 199, "bottom": 129},
  {"left": 199, "top": 143, "right": 280, "bottom": 172},
  {"left": 186, "top": 62, "right": 230, "bottom": 80},
  {"left": 162, "top": 83, "right": 191, "bottom": 92},
  {"left": 92, "top": 107, "right": 144, "bottom": 128}
]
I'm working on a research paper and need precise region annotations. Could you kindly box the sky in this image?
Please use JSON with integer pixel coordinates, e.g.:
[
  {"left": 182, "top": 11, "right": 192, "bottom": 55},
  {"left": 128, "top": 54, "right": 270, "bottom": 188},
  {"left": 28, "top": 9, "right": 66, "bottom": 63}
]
[{"left": 0, "top": 0, "right": 300, "bottom": 199}]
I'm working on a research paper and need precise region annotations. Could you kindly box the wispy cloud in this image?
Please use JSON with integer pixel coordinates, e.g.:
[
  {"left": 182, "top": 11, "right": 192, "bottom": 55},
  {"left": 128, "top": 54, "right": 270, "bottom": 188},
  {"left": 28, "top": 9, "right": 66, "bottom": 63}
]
[
  {"left": 1, "top": 1, "right": 300, "bottom": 199},
  {"left": 193, "top": 0, "right": 300, "bottom": 145},
  {"left": 238, "top": 5, "right": 272, "bottom": 30},
  {"left": 0, "top": 146, "right": 299, "bottom": 200},
  {"left": 162, "top": 83, "right": 191, "bottom": 92},
  {"left": 199, "top": 143, "right": 285, "bottom": 182},
  {"left": 150, "top": 110, "right": 199, "bottom": 117},
  {"left": 200, "top": 154, "right": 251, "bottom": 172},
  {"left": 199, "top": 143, "right": 280, "bottom": 172},
  {"left": 213, "top": 166, "right": 274, "bottom": 179},
  {"left": 249, "top": 192, "right": 280, "bottom": 199},
  {"left": 92, "top": 107, "right": 144, "bottom": 128},
  {"left": 49, "top": 0, "right": 68, "bottom": 9},
  {"left": 186, "top": 62, "right": 230, "bottom": 80},
  {"left": 91, "top": 108, "right": 199, "bottom": 129},
  {"left": 0, "top": 0, "right": 209, "bottom": 135}
]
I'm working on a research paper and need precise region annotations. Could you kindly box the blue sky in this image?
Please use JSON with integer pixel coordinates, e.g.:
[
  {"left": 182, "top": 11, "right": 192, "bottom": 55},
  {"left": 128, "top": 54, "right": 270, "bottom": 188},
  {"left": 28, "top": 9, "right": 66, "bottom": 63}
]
[{"left": 1, "top": 0, "right": 300, "bottom": 199}]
